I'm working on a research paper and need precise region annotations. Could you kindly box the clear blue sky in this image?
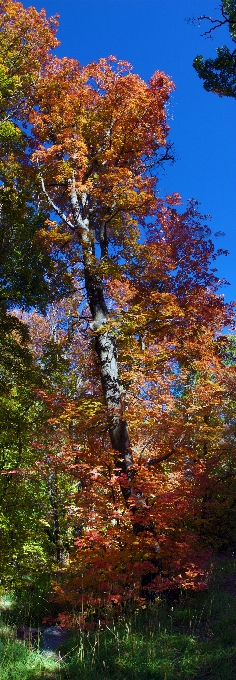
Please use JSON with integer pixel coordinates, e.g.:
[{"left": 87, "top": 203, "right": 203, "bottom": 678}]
[{"left": 26, "top": 0, "right": 235, "bottom": 303}]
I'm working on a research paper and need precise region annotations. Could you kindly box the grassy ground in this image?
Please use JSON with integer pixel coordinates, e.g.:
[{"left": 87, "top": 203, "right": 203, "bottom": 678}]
[{"left": 0, "top": 554, "right": 236, "bottom": 680}]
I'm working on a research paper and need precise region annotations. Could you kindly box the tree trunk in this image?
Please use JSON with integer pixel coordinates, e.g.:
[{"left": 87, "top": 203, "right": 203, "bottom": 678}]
[
  {"left": 84, "top": 252, "right": 133, "bottom": 500},
  {"left": 71, "top": 189, "right": 133, "bottom": 501}
]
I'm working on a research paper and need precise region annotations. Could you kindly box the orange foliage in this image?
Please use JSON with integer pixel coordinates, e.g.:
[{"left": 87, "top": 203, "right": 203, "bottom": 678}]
[{"left": 2, "top": 1, "right": 235, "bottom": 610}]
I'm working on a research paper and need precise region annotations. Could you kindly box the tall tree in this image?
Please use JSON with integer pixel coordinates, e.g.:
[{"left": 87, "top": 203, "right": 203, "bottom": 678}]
[
  {"left": 1, "top": 1, "right": 235, "bottom": 600},
  {"left": 31, "top": 54, "right": 174, "bottom": 500}
]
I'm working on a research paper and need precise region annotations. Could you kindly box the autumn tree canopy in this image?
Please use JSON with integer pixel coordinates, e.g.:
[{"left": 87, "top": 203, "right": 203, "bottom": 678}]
[{"left": 0, "top": 0, "right": 235, "bottom": 606}]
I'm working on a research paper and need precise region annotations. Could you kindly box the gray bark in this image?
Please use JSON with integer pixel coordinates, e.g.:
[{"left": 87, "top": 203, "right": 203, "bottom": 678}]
[{"left": 70, "top": 186, "right": 133, "bottom": 500}]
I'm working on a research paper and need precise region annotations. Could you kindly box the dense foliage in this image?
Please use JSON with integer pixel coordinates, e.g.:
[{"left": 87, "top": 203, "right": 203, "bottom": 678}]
[{"left": 0, "top": 1, "right": 235, "bottom": 617}]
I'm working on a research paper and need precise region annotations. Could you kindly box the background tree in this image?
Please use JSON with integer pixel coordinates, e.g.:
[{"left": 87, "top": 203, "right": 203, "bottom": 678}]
[
  {"left": 192, "top": 1, "right": 236, "bottom": 97},
  {"left": 0, "top": 0, "right": 73, "bottom": 584},
  {"left": 0, "top": 0, "right": 72, "bottom": 314}
]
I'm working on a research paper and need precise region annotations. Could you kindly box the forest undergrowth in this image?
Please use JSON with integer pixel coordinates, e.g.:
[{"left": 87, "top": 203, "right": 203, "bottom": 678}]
[{"left": 0, "top": 553, "right": 236, "bottom": 680}]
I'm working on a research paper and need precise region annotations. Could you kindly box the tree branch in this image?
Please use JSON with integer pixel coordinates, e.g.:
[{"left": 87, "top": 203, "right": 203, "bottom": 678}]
[
  {"left": 145, "top": 435, "right": 185, "bottom": 467},
  {"left": 199, "top": 15, "right": 229, "bottom": 37},
  {"left": 40, "top": 175, "right": 75, "bottom": 231}
]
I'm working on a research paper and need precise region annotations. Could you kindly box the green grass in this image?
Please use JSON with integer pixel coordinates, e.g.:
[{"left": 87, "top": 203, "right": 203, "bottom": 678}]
[
  {"left": 0, "top": 630, "right": 61, "bottom": 680},
  {"left": 0, "top": 554, "right": 236, "bottom": 680}
]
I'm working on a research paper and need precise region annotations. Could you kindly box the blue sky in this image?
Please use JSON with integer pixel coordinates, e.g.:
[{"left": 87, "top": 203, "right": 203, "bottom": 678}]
[{"left": 27, "top": 0, "right": 235, "bottom": 303}]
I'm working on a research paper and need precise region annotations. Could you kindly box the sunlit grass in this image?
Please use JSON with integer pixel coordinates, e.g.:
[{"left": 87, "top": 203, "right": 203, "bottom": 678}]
[{"left": 0, "top": 634, "right": 60, "bottom": 680}]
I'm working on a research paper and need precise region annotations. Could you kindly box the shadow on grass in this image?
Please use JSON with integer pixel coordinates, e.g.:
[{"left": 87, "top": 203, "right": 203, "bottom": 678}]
[
  {"left": 1, "top": 555, "right": 236, "bottom": 680},
  {"left": 1, "top": 620, "right": 236, "bottom": 680}
]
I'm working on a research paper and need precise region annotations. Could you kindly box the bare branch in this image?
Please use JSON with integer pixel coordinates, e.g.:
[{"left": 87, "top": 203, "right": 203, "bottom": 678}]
[
  {"left": 198, "top": 14, "right": 229, "bottom": 38},
  {"left": 40, "top": 175, "right": 75, "bottom": 231}
]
